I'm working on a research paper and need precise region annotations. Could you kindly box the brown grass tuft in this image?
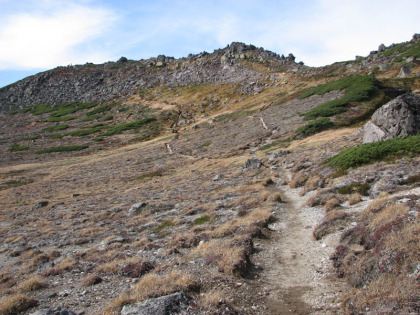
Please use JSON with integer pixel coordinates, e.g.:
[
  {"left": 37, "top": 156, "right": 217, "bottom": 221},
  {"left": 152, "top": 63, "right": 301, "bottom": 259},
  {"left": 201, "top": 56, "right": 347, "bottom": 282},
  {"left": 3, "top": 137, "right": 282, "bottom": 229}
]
[
  {"left": 262, "top": 177, "right": 274, "bottom": 186},
  {"left": 0, "top": 294, "right": 38, "bottom": 314},
  {"left": 17, "top": 275, "right": 47, "bottom": 292},
  {"left": 270, "top": 192, "right": 282, "bottom": 202},
  {"left": 199, "top": 289, "right": 224, "bottom": 308},
  {"left": 324, "top": 197, "right": 341, "bottom": 212},
  {"left": 371, "top": 203, "right": 409, "bottom": 228},
  {"left": 289, "top": 172, "right": 308, "bottom": 188},
  {"left": 348, "top": 193, "right": 362, "bottom": 206},
  {"left": 104, "top": 294, "right": 135, "bottom": 315},
  {"left": 304, "top": 175, "right": 324, "bottom": 194},
  {"left": 313, "top": 211, "right": 347, "bottom": 240},
  {"left": 82, "top": 274, "right": 103, "bottom": 286},
  {"left": 132, "top": 272, "right": 193, "bottom": 302}
]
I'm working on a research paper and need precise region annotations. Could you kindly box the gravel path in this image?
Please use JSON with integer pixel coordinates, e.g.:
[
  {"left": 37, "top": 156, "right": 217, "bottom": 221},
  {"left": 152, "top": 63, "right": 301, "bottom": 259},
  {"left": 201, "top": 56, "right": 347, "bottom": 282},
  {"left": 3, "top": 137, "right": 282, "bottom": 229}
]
[{"left": 253, "top": 169, "right": 348, "bottom": 314}]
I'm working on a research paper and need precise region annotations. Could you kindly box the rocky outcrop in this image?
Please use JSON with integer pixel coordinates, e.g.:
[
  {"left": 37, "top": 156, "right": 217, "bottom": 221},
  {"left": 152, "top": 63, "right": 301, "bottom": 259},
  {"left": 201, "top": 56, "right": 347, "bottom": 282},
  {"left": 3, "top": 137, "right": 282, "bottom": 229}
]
[
  {"left": 0, "top": 42, "right": 299, "bottom": 111},
  {"left": 121, "top": 292, "right": 191, "bottom": 315},
  {"left": 362, "top": 93, "right": 420, "bottom": 143},
  {"left": 242, "top": 158, "right": 262, "bottom": 171},
  {"left": 397, "top": 65, "right": 412, "bottom": 78}
]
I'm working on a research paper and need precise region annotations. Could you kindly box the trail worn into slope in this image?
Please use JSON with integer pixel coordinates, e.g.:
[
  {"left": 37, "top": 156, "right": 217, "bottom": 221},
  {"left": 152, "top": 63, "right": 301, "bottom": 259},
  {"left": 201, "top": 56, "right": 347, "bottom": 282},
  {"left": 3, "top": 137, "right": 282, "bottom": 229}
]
[{"left": 253, "top": 170, "right": 348, "bottom": 314}]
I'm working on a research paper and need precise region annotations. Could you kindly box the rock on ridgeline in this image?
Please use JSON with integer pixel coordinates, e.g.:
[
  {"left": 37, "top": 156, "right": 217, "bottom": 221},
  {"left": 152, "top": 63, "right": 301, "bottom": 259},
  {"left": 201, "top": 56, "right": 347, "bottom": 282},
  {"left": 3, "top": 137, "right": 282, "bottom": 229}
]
[{"left": 362, "top": 93, "right": 420, "bottom": 143}]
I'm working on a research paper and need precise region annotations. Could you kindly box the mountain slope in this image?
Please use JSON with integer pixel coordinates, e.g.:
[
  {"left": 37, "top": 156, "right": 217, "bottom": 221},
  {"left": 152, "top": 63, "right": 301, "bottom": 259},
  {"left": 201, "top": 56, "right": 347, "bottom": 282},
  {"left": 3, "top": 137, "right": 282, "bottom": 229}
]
[{"left": 0, "top": 35, "right": 419, "bottom": 314}]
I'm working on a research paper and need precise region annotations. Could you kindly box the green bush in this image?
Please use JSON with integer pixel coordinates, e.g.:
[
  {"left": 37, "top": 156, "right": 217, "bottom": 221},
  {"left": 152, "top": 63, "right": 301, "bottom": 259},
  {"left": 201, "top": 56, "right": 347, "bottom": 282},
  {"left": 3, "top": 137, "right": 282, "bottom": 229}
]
[
  {"left": 31, "top": 102, "right": 97, "bottom": 117},
  {"left": 198, "top": 141, "right": 211, "bottom": 148},
  {"left": 81, "top": 114, "right": 100, "bottom": 122},
  {"left": 193, "top": 215, "right": 211, "bottom": 225},
  {"left": 103, "top": 115, "right": 114, "bottom": 121},
  {"left": 301, "top": 75, "right": 378, "bottom": 120},
  {"left": 43, "top": 124, "right": 69, "bottom": 132},
  {"left": 36, "top": 145, "right": 88, "bottom": 154},
  {"left": 86, "top": 105, "right": 111, "bottom": 116},
  {"left": 47, "top": 115, "right": 75, "bottom": 122},
  {"left": 70, "top": 126, "right": 107, "bottom": 137},
  {"left": 327, "top": 135, "right": 420, "bottom": 170},
  {"left": 19, "top": 135, "right": 40, "bottom": 141},
  {"left": 9, "top": 144, "right": 29, "bottom": 151},
  {"left": 31, "top": 104, "right": 54, "bottom": 115},
  {"left": 50, "top": 133, "right": 64, "bottom": 139},
  {"left": 50, "top": 108, "right": 76, "bottom": 117},
  {"left": 153, "top": 220, "right": 173, "bottom": 231},
  {"left": 296, "top": 117, "right": 334, "bottom": 136},
  {"left": 101, "top": 117, "right": 156, "bottom": 136},
  {"left": 338, "top": 182, "right": 370, "bottom": 195}
]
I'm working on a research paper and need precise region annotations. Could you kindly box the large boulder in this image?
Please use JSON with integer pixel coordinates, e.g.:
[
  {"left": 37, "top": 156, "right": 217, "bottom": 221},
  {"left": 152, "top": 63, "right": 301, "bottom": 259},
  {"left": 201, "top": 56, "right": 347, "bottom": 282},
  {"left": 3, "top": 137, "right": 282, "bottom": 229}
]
[
  {"left": 128, "top": 202, "right": 148, "bottom": 216},
  {"left": 121, "top": 292, "right": 191, "bottom": 315},
  {"left": 397, "top": 65, "right": 412, "bottom": 78},
  {"left": 362, "top": 93, "right": 420, "bottom": 143},
  {"left": 242, "top": 158, "right": 261, "bottom": 171},
  {"left": 378, "top": 43, "right": 386, "bottom": 52}
]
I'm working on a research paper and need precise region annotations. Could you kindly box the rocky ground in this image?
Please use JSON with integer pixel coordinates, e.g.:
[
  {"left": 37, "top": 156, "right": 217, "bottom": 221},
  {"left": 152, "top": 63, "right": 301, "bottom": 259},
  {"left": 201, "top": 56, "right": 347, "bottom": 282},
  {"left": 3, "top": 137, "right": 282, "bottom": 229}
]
[{"left": 0, "top": 35, "right": 419, "bottom": 315}]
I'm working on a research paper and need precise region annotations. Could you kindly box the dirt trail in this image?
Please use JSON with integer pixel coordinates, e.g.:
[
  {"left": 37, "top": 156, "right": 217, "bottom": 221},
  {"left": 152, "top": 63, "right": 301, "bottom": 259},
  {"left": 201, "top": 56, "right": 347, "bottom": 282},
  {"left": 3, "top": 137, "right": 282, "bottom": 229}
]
[{"left": 253, "top": 169, "right": 348, "bottom": 314}]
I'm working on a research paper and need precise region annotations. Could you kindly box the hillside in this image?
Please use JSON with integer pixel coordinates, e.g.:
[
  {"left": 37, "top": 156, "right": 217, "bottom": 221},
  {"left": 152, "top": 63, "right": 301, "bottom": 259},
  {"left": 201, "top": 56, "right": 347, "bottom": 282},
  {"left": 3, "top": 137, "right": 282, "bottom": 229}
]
[{"left": 0, "top": 35, "right": 419, "bottom": 314}]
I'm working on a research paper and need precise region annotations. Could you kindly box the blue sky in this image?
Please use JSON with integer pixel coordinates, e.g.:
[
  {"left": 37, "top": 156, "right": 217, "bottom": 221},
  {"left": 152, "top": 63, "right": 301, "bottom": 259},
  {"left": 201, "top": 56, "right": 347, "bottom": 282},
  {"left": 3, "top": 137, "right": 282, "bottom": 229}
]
[{"left": 0, "top": 0, "right": 419, "bottom": 88}]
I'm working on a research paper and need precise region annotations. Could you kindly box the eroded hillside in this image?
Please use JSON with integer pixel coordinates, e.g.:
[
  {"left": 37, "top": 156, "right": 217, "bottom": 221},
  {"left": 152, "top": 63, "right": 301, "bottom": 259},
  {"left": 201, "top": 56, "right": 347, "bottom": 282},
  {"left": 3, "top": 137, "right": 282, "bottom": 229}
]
[{"left": 0, "top": 36, "right": 419, "bottom": 314}]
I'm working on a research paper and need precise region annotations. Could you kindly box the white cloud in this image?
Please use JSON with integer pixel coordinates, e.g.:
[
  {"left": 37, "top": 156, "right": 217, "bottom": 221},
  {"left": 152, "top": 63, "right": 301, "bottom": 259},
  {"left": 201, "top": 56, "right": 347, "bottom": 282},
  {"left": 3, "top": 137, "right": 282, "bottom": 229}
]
[
  {"left": 274, "top": 0, "right": 420, "bottom": 66},
  {"left": 0, "top": 1, "right": 117, "bottom": 70}
]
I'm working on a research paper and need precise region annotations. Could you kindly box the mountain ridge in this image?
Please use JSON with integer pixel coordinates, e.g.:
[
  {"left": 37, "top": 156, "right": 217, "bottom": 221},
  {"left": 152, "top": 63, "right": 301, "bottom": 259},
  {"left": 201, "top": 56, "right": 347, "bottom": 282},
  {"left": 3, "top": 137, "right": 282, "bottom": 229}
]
[{"left": 0, "top": 42, "right": 301, "bottom": 110}]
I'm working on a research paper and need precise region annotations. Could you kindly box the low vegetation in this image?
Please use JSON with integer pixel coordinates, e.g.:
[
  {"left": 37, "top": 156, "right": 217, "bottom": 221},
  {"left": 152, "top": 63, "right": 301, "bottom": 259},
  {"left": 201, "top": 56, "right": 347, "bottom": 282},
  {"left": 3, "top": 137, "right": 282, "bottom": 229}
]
[
  {"left": 9, "top": 144, "right": 29, "bottom": 151},
  {"left": 327, "top": 135, "right": 420, "bottom": 170},
  {"left": 332, "top": 195, "right": 419, "bottom": 313},
  {"left": 296, "top": 117, "right": 334, "bottom": 136},
  {"left": 0, "top": 294, "right": 38, "bottom": 314},
  {"left": 42, "top": 124, "right": 69, "bottom": 132},
  {"left": 337, "top": 182, "right": 370, "bottom": 196},
  {"left": 36, "top": 145, "right": 88, "bottom": 154},
  {"left": 86, "top": 104, "right": 111, "bottom": 116},
  {"left": 70, "top": 125, "right": 108, "bottom": 137},
  {"left": 101, "top": 117, "right": 157, "bottom": 136},
  {"left": 300, "top": 75, "right": 378, "bottom": 120}
]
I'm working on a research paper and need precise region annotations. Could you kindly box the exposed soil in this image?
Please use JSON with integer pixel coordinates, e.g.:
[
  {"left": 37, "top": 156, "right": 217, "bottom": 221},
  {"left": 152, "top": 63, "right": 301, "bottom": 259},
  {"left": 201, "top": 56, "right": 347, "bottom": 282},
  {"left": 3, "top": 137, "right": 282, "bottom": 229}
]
[{"left": 252, "top": 169, "right": 348, "bottom": 314}]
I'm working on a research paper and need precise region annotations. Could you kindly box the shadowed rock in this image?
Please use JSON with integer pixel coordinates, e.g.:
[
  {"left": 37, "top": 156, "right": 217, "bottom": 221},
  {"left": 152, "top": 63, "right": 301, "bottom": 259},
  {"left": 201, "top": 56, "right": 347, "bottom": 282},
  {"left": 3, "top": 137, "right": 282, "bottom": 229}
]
[
  {"left": 242, "top": 158, "right": 261, "bottom": 171},
  {"left": 121, "top": 292, "right": 191, "bottom": 315},
  {"left": 362, "top": 93, "right": 420, "bottom": 143}
]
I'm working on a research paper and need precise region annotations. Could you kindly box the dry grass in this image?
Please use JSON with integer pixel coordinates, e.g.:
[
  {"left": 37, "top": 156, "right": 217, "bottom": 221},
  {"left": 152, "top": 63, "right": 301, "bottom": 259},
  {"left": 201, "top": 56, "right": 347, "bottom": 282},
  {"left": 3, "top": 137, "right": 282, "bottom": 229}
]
[
  {"left": 17, "top": 275, "right": 47, "bottom": 292},
  {"left": 334, "top": 193, "right": 420, "bottom": 313},
  {"left": 0, "top": 294, "right": 38, "bottom": 314},
  {"left": 43, "top": 257, "right": 76, "bottom": 276},
  {"left": 132, "top": 272, "right": 193, "bottom": 302},
  {"left": 19, "top": 250, "right": 60, "bottom": 274},
  {"left": 191, "top": 235, "right": 253, "bottom": 275},
  {"left": 95, "top": 259, "right": 126, "bottom": 274},
  {"left": 270, "top": 192, "right": 282, "bottom": 202},
  {"left": 303, "top": 175, "right": 323, "bottom": 194},
  {"left": 82, "top": 274, "right": 103, "bottom": 286},
  {"left": 313, "top": 211, "right": 347, "bottom": 240},
  {"left": 261, "top": 177, "right": 274, "bottom": 186},
  {"left": 371, "top": 203, "right": 409, "bottom": 228},
  {"left": 78, "top": 227, "right": 106, "bottom": 238},
  {"left": 210, "top": 208, "right": 272, "bottom": 238},
  {"left": 324, "top": 197, "right": 341, "bottom": 212},
  {"left": 348, "top": 193, "right": 362, "bottom": 205},
  {"left": 289, "top": 172, "right": 308, "bottom": 188},
  {"left": 104, "top": 294, "right": 135, "bottom": 315},
  {"left": 287, "top": 127, "right": 358, "bottom": 150},
  {"left": 198, "top": 289, "right": 224, "bottom": 308},
  {"left": 343, "top": 274, "right": 418, "bottom": 313}
]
